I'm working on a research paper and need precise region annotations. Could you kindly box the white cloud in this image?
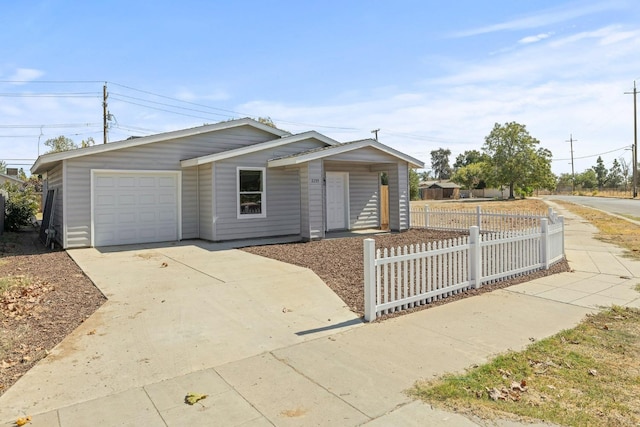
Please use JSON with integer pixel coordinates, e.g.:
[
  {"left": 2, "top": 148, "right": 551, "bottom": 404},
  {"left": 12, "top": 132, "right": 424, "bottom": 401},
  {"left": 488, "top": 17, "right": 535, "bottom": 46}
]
[
  {"left": 519, "top": 32, "right": 552, "bottom": 44},
  {"left": 452, "top": 1, "right": 625, "bottom": 37},
  {"left": 7, "top": 68, "right": 44, "bottom": 84}
]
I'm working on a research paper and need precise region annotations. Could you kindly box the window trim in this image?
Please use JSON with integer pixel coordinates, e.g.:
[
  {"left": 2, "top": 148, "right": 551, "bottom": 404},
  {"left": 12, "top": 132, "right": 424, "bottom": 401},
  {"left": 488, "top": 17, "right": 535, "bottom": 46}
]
[{"left": 237, "top": 167, "right": 266, "bottom": 219}]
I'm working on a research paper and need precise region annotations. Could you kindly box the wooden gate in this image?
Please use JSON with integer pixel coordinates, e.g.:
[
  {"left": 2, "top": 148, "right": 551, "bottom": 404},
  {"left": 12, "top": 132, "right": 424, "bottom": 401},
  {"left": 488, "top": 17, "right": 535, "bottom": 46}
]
[{"left": 380, "top": 185, "right": 389, "bottom": 230}]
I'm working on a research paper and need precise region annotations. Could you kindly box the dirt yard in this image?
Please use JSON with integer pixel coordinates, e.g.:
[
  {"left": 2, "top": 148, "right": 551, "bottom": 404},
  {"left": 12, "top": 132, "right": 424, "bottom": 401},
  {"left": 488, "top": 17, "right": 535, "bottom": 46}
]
[
  {"left": 1, "top": 199, "right": 568, "bottom": 396},
  {"left": 0, "top": 229, "right": 106, "bottom": 396}
]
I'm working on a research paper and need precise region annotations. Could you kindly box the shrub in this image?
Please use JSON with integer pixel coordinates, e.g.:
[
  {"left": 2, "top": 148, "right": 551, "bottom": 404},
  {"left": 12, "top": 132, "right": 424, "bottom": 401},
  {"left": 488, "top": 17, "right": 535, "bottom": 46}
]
[{"left": 3, "top": 182, "right": 39, "bottom": 231}]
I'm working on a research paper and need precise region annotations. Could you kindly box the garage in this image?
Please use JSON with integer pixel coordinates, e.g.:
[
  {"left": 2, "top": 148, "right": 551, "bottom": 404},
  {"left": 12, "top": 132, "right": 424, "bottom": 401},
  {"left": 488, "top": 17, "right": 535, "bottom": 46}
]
[{"left": 92, "top": 171, "right": 180, "bottom": 247}]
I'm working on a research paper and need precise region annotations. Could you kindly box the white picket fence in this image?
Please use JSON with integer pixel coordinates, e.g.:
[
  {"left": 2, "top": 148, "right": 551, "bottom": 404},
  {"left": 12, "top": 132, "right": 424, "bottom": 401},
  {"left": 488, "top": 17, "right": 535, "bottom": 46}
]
[
  {"left": 363, "top": 217, "right": 564, "bottom": 321},
  {"left": 410, "top": 205, "right": 561, "bottom": 232}
]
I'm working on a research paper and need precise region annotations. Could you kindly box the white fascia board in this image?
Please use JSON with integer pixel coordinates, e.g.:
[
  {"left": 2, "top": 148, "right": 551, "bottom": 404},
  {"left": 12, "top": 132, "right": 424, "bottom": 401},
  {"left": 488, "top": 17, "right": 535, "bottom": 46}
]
[
  {"left": 180, "top": 131, "right": 336, "bottom": 167},
  {"left": 268, "top": 139, "right": 425, "bottom": 169},
  {"left": 31, "top": 118, "right": 288, "bottom": 174}
]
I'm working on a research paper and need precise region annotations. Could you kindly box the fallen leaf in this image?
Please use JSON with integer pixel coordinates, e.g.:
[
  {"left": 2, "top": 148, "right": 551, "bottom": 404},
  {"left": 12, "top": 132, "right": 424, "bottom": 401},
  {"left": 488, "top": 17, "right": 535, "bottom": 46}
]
[
  {"left": 185, "top": 392, "right": 208, "bottom": 405},
  {"left": 15, "top": 415, "right": 31, "bottom": 426},
  {"left": 1, "top": 360, "right": 18, "bottom": 369},
  {"left": 589, "top": 369, "right": 598, "bottom": 376},
  {"left": 87, "top": 329, "right": 96, "bottom": 335},
  {"left": 511, "top": 381, "right": 527, "bottom": 392}
]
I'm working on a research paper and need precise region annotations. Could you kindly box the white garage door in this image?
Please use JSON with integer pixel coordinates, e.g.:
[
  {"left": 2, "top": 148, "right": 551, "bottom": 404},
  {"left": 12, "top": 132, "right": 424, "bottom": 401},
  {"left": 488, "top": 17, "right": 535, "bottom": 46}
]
[{"left": 92, "top": 171, "right": 180, "bottom": 246}]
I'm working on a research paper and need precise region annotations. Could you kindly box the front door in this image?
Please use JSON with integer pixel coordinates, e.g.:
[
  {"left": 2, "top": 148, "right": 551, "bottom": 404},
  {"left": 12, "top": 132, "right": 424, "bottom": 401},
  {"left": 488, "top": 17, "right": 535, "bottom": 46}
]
[{"left": 326, "top": 172, "right": 348, "bottom": 230}]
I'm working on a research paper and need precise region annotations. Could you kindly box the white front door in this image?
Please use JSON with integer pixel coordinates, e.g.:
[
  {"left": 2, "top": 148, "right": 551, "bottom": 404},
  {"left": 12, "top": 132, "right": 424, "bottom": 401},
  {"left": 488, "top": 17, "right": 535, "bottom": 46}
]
[{"left": 326, "top": 172, "right": 348, "bottom": 230}]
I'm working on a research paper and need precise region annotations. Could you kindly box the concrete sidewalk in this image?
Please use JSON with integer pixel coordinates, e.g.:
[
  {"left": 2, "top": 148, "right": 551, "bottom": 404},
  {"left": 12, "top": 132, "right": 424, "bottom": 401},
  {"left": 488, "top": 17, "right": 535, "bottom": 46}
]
[{"left": 2, "top": 201, "right": 639, "bottom": 426}]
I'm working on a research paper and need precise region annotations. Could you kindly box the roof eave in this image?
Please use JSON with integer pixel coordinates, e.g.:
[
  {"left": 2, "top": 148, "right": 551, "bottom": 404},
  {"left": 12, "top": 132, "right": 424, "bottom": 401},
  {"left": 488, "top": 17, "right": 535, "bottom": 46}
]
[{"left": 31, "top": 118, "right": 289, "bottom": 174}]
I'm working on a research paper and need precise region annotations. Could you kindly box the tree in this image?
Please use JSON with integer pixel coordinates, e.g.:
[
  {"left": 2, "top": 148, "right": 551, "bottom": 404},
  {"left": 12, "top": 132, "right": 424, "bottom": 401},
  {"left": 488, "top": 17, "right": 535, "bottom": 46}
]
[
  {"left": 451, "top": 162, "right": 485, "bottom": 193},
  {"left": 2, "top": 181, "right": 39, "bottom": 231},
  {"left": 619, "top": 157, "right": 631, "bottom": 191},
  {"left": 409, "top": 169, "right": 421, "bottom": 200},
  {"left": 482, "top": 122, "right": 554, "bottom": 199},
  {"left": 556, "top": 173, "right": 575, "bottom": 191},
  {"left": 0, "top": 160, "right": 6, "bottom": 174},
  {"left": 592, "top": 156, "right": 607, "bottom": 190},
  {"left": 420, "top": 170, "right": 432, "bottom": 182},
  {"left": 607, "top": 158, "right": 623, "bottom": 189},
  {"left": 453, "top": 150, "right": 488, "bottom": 171},
  {"left": 44, "top": 136, "right": 77, "bottom": 153},
  {"left": 430, "top": 148, "right": 452, "bottom": 180},
  {"left": 81, "top": 137, "right": 96, "bottom": 148},
  {"left": 257, "top": 117, "right": 276, "bottom": 128},
  {"left": 575, "top": 169, "right": 597, "bottom": 189}
]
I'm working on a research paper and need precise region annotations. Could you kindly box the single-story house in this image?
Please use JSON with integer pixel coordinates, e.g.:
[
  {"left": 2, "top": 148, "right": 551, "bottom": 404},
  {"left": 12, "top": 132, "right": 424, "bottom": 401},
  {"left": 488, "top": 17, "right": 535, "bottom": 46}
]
[
  {"left": 31, "top": 118, "right": 424, "bottom": 248},
  {"left": 419, "top": 181, "right": 460, "bottom": 200},
  {"left": 0, "top": 172, "right": 24, "bottom": 186}
]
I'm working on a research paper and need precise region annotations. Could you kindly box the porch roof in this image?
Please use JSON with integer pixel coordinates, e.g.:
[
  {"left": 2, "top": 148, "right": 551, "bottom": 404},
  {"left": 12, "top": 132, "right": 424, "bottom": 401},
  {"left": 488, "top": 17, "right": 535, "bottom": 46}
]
[
  {"left": 267, "top": 139, "right": 424, "bottom": 169},
  {"left": 180, "top": 130, "right": 339, "bottom": 167}
]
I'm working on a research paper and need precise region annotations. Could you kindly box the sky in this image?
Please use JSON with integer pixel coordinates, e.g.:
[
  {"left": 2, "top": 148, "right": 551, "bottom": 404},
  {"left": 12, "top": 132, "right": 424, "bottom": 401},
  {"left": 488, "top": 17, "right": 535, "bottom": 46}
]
[{"left": 1, "top": 0, "right": 640, "bottom": 177}]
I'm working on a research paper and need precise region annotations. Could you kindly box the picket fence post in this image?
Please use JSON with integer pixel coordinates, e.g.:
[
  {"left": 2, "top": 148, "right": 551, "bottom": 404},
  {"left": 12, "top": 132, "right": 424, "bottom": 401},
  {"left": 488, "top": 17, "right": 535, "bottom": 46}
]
[
  {"left": 476, "top": 206, "right": 482, "bottom": 229},
  {"left": 363, "top": 238, "right": 376, "bottom": 322},
  {"left": 540, "top": 218, "right": 549, "bottom": 270},
  {"left": 423, "top": 205, "right": 429, "bottom": 229},
  {"left": 468, "top": 226, "right": 481, "bottom": 288}
]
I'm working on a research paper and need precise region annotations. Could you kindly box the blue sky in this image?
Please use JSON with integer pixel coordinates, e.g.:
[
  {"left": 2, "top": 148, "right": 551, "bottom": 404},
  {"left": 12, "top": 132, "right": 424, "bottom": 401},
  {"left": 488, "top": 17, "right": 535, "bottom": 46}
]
[{"left": 2, "top": 0, "right": 640, "bottom": 176}]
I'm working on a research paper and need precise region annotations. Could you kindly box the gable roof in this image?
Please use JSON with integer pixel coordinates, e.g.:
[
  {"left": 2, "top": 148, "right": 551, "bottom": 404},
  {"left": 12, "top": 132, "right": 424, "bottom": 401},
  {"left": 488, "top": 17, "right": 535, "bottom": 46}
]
[
  {"left": 180, "top": 131, "right": 339, "bottom": 167},
  {"left": 0, "top": 173, "right": 24, "bottom": 184},
  {"left": 428, "top": 181, "right": 460, "bottom": 189},
  {"left": 31, "top": 118, "right": 288, "bottom": 174},
  {"left": 267, "top": 139, "right": 424, "bottom": 169}
]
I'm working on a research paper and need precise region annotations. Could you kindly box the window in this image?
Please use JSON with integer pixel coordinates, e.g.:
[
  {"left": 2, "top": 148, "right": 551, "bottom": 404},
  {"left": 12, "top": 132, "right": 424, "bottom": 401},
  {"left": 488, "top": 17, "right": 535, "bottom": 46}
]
[{"left": 237, "top": 167, "right": 266, "bottom": 218}]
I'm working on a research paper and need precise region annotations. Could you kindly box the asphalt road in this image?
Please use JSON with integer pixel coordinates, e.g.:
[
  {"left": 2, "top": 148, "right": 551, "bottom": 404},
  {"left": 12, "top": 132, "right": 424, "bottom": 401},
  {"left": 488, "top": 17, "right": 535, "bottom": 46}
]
[{"left": 544, "top": 195, "right": 640, "bottom": 218}]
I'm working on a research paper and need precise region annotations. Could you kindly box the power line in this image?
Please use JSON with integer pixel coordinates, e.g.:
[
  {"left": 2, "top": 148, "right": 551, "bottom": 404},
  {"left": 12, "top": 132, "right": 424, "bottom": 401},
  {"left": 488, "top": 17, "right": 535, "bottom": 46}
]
[
  {"left": 0, "top": 92, "right": 100, "bottom": 97},
  {"left": 552, "top": 145, "right": 629, "bottom": 161},
  {"left": 0, "top": 123, "right": 101, "bottom": 129}
]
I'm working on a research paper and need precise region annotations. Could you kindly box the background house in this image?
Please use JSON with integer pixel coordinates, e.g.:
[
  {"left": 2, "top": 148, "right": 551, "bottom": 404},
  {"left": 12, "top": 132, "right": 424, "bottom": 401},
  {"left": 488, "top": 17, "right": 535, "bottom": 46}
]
[{"left": 419, "top": 181, "right": 460, "bottom": 200}]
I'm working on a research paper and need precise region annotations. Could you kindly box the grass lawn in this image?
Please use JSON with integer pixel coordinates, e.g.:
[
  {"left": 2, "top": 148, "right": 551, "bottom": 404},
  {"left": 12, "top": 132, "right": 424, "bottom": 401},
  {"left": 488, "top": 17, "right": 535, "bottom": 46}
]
[{"left": 411, "top": 200, "right": 640, "bottom": 426}]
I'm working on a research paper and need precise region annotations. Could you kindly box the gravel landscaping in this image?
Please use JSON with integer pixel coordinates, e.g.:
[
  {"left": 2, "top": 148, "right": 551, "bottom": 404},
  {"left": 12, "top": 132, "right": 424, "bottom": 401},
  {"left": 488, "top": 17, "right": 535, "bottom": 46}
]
[{"left": 242, "top": 228, "right": 571, "bottom": 319}]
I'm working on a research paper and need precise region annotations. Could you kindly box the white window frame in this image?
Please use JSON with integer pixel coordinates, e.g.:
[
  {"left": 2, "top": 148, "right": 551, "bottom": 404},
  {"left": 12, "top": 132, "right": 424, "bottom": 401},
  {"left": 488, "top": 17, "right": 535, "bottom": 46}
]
[{"left": 237, "top": 167, "right": 266, "bottom": 219}]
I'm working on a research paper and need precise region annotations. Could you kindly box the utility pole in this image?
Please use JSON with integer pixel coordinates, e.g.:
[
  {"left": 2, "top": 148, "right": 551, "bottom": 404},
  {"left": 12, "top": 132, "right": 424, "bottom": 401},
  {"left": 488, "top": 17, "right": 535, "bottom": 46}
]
[
  {"left": 371, "top": 129, "right": 380, "bottom": 141},
  {"left": 625, "top": 81, "right": 638, "bottom": 198},
  {"left": 103, "top": 83, "right": 108, "bottom": 144},
  {"left": 566, "top": 134, "right": 576, "bottom": 193}
]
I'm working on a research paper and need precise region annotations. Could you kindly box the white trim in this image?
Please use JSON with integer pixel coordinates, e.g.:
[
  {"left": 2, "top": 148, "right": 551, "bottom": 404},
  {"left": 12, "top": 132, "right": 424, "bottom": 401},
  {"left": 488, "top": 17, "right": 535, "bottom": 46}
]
[
  {"left": 181, "top": 131, "right": 337, "bottom": 167},
  {"left": 268, "top": 139, "right": 424, "bottom": 169},
  {"left": 62, "top": 160, "right": 68, "bottom": 249},
  {"left": 211, "top": 163, "right": 217, "bottom": 241},
  {"left": 31, "top": 118, "right": 289, "bottom": 174},
  {"left": 236, "top": 167, "right": 267, "bottom": 219},
  {"left": 90, "top": 169, "right": 182, "bottom": 247}
]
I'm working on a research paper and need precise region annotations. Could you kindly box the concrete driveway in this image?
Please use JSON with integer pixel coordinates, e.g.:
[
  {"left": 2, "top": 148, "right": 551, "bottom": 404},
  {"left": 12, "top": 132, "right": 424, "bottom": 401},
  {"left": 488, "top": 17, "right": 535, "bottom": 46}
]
[{"left": 0, "top": 239, "right": 361, "bottom": 421}]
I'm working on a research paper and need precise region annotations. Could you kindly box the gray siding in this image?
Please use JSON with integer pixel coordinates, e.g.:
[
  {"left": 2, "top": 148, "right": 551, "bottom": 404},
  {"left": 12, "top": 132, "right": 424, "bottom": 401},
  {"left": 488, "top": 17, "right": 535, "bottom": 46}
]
[
  {"left": 299, "top": 160, "right": 324, "bottom": 240},
  {"left": 349, "top": 169, "right": 380, "bottom": 229},
  {"left": 211, "top": 140, "right": 325, "bottom": 241},
  {"left": 397, "top": 162, "right": 410, "bottom": 230},
  {"left": 62, "top": 127, "right": 276, "bottom": 248},
  {"left": 324, "top": 163, "right": 379, "bottom": 229},
  {"left": 328, "top": 147, "right": 401, "bottom": 163},
  {"left": 386, "top": 162, "right": 410, "bottom": 231},
  {"left": 198, "top": 163, "right": 213, "bottom": 240},
  {"left": 182, "top": 166, "right": 198, "bottom": 239}
]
